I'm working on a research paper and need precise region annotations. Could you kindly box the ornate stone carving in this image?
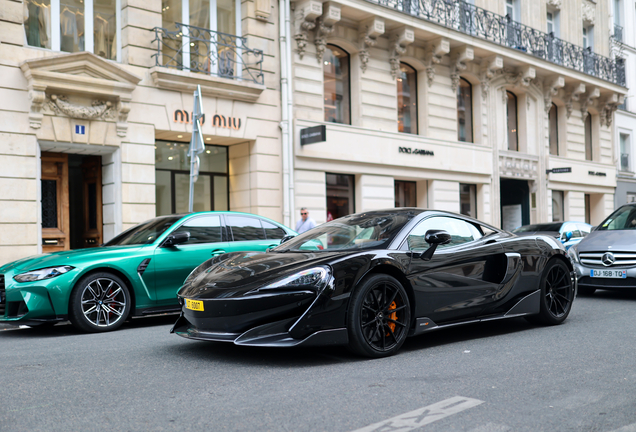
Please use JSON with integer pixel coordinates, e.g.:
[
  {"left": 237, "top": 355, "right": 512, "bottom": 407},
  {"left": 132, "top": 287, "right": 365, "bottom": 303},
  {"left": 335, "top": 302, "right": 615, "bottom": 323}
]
[
  {"left": 480, "top": 55, "right": 503, "bottom": 100},
  {"left": 294, "top": 1, "right": 322, "bottom": 59},
  {"left": 515, "top": 66, "right": 536, "bottom": 88},
  {"left": 48, "top": 95, "right": 114, "bottom": 120},
  {"left": 543, "top": 76, "right": 565, "bottom": 114},
  {"left": 423, "top": 38, "right": 450, "bottom": 87},
  {"left": 564, "top": 83, "right": 586, "bottom": 118},
  {"left": 117, "top": 101, "right": 131, "bottom": 137},
  {"left": 600, "top": 94, "right": 624, "bottom": 128},
  {"left": 582, "top": 0, "right": 595, "bottom": 25},
  {"left": 547, "top": 0, "right": 562, "bottom": 10},
  {"left": 27, "top": 87, "right": 46, "bottom": 129},
  {"left": 450, "top": 46, "right": 474, "bottom": 92},
  {"left": 581, "top": 87, "right": 600, "bottom": 122},
  {"left": 314, "top": 4, "right": 341, "bottom": 62},
  {"left": 499, "top": 152, "right": 539, "bottom": 179},
  {"left": 358, "top": 18, "right": 384, "bottom": 73},
  {"left": 389, "top": 28, "right": 414, "bottom": 80}
]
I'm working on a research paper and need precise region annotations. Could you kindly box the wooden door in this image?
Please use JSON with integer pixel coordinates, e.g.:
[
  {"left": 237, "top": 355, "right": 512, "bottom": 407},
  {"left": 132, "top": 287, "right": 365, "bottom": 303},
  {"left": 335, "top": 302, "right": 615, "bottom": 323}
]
[
  {"left": 81, "top": 156, "right": 103, "bottom": 248},
  {"left": 41, "top": 153, "right": 70, "bottom": 253}
]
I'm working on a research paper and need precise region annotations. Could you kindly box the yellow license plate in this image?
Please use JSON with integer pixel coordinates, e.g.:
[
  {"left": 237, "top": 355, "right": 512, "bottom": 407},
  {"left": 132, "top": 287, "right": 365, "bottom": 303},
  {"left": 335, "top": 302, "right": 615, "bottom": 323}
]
[{"left": 185, "top": 299, "right": 204, "bottom": 311}]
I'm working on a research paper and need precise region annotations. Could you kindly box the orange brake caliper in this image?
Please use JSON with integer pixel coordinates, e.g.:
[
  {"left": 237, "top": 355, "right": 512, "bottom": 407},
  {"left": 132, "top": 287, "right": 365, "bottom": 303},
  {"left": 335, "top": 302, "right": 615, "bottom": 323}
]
[{"left": 386, "top": 301, "right": 397, "bottom": 335}]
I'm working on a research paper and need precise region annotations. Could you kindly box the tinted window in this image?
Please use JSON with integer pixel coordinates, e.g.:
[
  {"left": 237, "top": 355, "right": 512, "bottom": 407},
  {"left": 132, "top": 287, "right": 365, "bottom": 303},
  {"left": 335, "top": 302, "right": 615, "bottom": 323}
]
[
  {"left": 262, "top": 220, "right": 286, "bottom": 240},
  {"left": 408, "top": 216, "right": 482, "bottom": 250},
  {"left": 598, "top": 205, "right": 636, "bottom": 230},
  {"left": 227, "top": 216, "right": 265, "bottom": 241},
  {"left": 172, "top": 215, "right": 222, "bottom": 244}
]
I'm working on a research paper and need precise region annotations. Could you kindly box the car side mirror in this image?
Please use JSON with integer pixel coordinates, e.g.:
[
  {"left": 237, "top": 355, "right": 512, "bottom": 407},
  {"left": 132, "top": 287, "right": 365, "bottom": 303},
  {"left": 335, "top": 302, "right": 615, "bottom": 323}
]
[
  {"left": 280, "top": 234, "right": 295, "bottom": 245},
  {"left": 564, "top": 231, "right": 573, "bottom": 241},
  {"left": 421, "top": 229, "right": 451, "bottom": 261},
  {"left": 162, "top": 231, "right": 190, "bottom": 247}
]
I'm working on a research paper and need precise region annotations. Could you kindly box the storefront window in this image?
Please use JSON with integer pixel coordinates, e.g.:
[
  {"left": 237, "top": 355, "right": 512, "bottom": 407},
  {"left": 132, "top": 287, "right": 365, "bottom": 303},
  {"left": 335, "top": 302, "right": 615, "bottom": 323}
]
[
  {"left": 326, "top": 173, "right": 354, "bottom": 221},
  {"left": 457, "top": 78, "right": 473, "bottom": 142},
  {"left": 155, "top": 141, "right": 229, "bottom": 215},
  {"left": 24, "top": 0, "right": 118, "bottom": 60},
  {"left": 395, "top": 181, "right": 416, "bottom": 207},
  {"left": 460, "top": 184, "right": 477, "bottom": 218},
  {"left": 549, "top": 103, "right": 559, "bottom": 156},
  {"left": 507, "top": 91, "right": 518, "bottom": 151},
  {"left": 397, "top": 63, "right": 417, "bottom": 134},
  {"left": 585, "top": 113, "right": 593, "bottom": 161},
  {"left": 324, "top": 45, "right": 350, "bottom": 125},
  {"left": 620, "top": 132, "right": 630, "bottom": 171},
  {"left": 552, "top": 190, "right": 564, "bottom": 222}
]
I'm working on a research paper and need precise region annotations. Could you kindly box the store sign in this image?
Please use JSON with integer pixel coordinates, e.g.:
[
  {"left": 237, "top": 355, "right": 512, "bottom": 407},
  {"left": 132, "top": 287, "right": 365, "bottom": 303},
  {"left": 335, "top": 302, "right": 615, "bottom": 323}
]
[
  {"left": 173, "top": 110, "right": 241, "bottom": 130},
  {"left": 546, "top": 167, "right": 571, "bottom": 174},
  {"left": 399, "top": 147, "right": 434, "bottom": 156},
  {"left": 589, "top": 171, "right": 607, "bottom": 177},
  {"left": 300, "top": 125, "right": 326, "bottom": 145}
]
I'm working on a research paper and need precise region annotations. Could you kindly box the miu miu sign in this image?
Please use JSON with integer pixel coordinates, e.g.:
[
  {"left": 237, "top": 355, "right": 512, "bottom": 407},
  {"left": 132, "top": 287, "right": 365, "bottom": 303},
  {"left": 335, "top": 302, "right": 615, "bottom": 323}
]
[{"left": 173, "top": 110, "right": 241, "bottom": 130}]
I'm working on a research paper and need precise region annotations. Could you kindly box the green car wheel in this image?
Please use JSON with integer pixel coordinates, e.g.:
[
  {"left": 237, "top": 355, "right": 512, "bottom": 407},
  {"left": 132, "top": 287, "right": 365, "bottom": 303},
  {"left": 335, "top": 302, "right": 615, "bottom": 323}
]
[{"left": 69, "top": 272, "right": 132, "bottom": 333}]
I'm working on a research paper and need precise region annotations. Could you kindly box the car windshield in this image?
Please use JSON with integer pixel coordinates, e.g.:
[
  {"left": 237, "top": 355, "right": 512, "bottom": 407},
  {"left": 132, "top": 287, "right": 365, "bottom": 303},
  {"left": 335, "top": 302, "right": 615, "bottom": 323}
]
[
  {"left": 104, "top": 215, "right": 183, "bottom": 246},
  {"left": 513, "top": 223, "right": 562, "bottom": 233},
  {"left": 597, "top": 206, "right": 636, "bottom": 231},
  {"left": 273, "top": 212, "right": 415, "bottom": 252}
]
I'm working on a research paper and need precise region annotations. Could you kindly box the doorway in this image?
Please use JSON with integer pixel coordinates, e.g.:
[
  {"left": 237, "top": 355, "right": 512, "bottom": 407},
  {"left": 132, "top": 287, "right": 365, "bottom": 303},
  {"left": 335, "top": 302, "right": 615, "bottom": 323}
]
[
  {"left": 500, "top": 178, "right": 530, "bottom": 231},
  {"left": 41, "top": 152, "right": 103, "bottom": 253}
]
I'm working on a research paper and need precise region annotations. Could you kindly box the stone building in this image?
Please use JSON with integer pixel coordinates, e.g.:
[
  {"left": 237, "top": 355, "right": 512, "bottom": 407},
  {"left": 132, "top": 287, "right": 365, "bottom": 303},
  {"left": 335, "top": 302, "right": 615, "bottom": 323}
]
[
  {"left": 286, "top": 0, "right": 627, "bottom": 230},
  {"left": 0, "top": 0, "right": 283, "bottom": 264}
]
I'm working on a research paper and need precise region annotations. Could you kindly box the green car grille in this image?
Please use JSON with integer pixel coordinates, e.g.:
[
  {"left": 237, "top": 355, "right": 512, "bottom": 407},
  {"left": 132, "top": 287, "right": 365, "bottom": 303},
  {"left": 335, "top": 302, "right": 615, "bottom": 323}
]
[{"left": 0, "top": 274, "right": 5, "bottom": 316}]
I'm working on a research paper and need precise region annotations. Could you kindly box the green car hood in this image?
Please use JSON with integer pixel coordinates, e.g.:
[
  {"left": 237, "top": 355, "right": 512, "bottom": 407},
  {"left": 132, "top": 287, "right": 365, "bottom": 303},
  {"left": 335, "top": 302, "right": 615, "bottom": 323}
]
[{"left": 0, "top": 245, "right": 146, "bottom": 273}]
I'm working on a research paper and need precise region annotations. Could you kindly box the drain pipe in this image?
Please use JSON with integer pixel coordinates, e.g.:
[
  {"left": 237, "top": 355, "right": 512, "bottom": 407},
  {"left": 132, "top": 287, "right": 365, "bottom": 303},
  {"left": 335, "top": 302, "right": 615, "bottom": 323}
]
[{"left": 279, "top": 0, "right": 295, "bottom": 228}]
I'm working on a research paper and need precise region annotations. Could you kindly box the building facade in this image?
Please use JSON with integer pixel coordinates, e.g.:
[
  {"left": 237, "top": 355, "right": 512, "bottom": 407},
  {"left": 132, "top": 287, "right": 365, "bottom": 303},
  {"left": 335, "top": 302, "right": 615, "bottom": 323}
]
[
  {"left": 612, "top": 0, "right": 636, "bottom": 207},
  {"left": 287, "top": 0, "right": 627, "bottom": 230},
  {"left": 0, "top": 0, "right": 283, "bottom": 265}
]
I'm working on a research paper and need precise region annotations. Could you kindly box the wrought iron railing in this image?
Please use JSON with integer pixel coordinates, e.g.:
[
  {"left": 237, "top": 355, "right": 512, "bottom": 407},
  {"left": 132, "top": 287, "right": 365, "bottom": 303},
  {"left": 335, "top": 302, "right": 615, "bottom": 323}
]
[
  {"left": 152, "top": 23, "right": 264, "bottom": 85},
  {"left": 366, "top": 0, "right": 626, "bottom": 87},
  {"left": 614, "top": 24, "right": 624, "bottom": 43}
]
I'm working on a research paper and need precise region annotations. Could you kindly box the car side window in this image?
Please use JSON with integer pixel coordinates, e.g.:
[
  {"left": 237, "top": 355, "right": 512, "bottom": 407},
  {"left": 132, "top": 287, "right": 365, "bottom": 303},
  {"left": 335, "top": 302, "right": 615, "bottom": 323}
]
[
  {"left": 172, "top": 215, "right": 222, "bottom": 244},
  {"left": 578, "top": 224, "right": 591, "bottom": 236},
  {"left": 262, "top": 220, "right": 286, "bottom": 240},
  {"left": 562, "top": 223, "right": 581, "bottom": 238},
  {"left": 407, "top": 216, "right": 483, "bottom": 251},
  {"left": 227, "top": 216, "right": 266, "bottom": 241}
]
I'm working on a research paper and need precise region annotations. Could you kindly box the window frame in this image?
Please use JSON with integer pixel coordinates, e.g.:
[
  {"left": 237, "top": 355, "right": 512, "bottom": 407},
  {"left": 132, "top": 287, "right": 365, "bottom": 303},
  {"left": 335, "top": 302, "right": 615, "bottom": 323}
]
[
  {"left": 619, "top": 132, "right": 631, "bottom": 172},
  {"left": 170, "top": 214, "right": 225, "bottom": 245},
  {"left": 584, "top": 112, "right": 593, "bottom": 161},
  {"left": 25, "top": 0, "right": 122, "bottom": 61},
  {"left": 401, "top": 215, "right": 484, "bottom": 252},
  {"left": 506, "top": 91, "right": 519, "bottom": 151},
  {"left": 457, "top": 77, "right": 473, "bottom": 143},
  {"left": 397, "top": 62, "right": 418, "bottom": 134},
  {"left": 323, "top": 44, "right": 351, "bottom": 125},
  {"left": 549, "top": 102, "right": 559, "bottom": 156}
]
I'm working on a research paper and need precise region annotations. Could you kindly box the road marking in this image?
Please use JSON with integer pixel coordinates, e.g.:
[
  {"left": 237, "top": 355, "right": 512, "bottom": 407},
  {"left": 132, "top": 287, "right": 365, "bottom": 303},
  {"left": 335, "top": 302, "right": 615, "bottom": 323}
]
[{"left": 351, "top": 396, "right": 484, "bottom": 432}]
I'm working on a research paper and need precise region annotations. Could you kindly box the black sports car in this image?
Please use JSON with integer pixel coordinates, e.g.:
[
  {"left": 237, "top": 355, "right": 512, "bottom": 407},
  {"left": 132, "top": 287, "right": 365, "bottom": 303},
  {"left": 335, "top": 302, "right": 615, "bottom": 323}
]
[{"left": 171, "top": 209, "right": 576, "bottom": 357}]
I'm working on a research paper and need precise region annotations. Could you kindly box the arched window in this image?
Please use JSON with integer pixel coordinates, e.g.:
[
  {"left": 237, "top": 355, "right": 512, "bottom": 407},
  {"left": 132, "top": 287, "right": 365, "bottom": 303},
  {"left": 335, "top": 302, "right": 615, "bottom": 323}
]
[
  {"left": 457, "top": 78, "right": 473, "bottom": 142},
  {"left": 549, "top": 103, "right": 559, "bottom": 155},
  {"left": 397, "top": 63, "right": 417, "bottom": 134},
  {"left": 585, "top": 112, "right": 593, "bottom": 161},
  {"left": 324, "top": 45, "right": 350, "bottom": 124},
  {"left": 506, "top": 91, "right": 518, "bottom": 151}
]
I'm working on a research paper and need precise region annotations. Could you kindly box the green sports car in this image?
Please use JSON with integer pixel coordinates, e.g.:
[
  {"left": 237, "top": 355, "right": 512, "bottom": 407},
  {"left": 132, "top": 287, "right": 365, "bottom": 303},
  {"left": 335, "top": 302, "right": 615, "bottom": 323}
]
[{"left": 0, "top": 212, "right": 295, "bottom": 332}]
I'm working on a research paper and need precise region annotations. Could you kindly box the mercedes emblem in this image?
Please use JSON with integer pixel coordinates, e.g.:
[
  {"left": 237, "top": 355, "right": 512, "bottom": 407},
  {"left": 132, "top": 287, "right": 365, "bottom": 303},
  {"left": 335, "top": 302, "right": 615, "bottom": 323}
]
[{"left": 602, "top": 252, "right": 616, "bottom": 267}]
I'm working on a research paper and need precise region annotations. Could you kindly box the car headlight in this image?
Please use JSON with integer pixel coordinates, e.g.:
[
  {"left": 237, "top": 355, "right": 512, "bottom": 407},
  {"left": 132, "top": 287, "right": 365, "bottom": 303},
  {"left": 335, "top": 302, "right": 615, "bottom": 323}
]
[
  {"left": 13, "top": 266, "right": 74, "bottom": 283},
  {"left": 256, "top": 266, "right": 331, "bottom": 293},
  {"left": 567, "top": 246, "right": 579, "bottom": 264}
]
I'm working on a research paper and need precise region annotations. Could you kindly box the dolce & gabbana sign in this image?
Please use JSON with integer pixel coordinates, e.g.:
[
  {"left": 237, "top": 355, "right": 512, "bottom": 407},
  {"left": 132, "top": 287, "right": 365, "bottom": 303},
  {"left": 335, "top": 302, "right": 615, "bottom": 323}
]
[{"left": 398, "top": 146, "right": 434, "bottom": 156}]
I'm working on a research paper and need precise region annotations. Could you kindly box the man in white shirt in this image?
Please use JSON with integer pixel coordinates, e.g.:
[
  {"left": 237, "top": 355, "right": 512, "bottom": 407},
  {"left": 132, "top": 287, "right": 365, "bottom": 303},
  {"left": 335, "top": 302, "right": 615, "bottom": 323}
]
[{"left": 295, "top": 207, "right": 317, "bottom": 234}]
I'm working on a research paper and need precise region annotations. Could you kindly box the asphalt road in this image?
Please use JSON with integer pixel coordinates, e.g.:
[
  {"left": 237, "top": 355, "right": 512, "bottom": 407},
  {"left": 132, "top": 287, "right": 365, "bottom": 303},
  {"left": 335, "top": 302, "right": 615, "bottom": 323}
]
[{"left": 2, "top": 291, "right": 636, "bottom": 432}]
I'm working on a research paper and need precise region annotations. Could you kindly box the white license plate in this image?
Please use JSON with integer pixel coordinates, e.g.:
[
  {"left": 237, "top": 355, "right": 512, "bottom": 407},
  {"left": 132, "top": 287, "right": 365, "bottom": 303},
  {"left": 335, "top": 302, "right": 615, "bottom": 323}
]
[{"left": 590, "top": 269, "right": 626, "bottom": 278}]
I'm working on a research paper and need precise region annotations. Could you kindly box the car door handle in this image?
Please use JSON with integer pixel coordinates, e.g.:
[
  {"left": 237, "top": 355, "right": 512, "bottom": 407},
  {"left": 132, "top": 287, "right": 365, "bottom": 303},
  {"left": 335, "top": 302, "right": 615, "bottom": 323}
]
[{"left": 211, "top": 249, "right": 226, "bottom": 256}]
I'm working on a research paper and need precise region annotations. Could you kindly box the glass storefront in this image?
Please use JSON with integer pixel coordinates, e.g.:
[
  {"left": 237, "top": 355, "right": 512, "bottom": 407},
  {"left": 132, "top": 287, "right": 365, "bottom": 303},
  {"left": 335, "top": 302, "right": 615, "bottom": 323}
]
[
  {"left": 395, "top": 180, "right": 416, "bottom": 207},
  {"left": 326, "top": 173, "right": 354, "bottom": 221},
  {"left": 155, "top": 140, "right": 228, "bottom": 215}
]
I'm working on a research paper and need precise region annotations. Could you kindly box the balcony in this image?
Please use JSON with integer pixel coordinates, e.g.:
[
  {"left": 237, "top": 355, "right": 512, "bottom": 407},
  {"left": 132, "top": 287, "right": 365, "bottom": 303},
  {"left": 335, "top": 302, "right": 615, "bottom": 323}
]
[
  {"left": 365, "top": 0, "right": 626, "bottom": 87},
  {"left": 152, "top": 23, "right": 264, "bottom": 85}
]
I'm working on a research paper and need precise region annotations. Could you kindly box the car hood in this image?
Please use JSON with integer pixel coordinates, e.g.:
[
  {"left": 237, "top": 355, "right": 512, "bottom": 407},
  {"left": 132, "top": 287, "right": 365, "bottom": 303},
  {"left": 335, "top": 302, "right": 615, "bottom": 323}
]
[
  {"left": 179, "top": 250, "right": 350, "bottom": 298},
  {"left": 0, "top": 245, "right": 145, "bottom": 273},
  {"left": 575, "top": 230, "right": 636, "bottom": 252}
]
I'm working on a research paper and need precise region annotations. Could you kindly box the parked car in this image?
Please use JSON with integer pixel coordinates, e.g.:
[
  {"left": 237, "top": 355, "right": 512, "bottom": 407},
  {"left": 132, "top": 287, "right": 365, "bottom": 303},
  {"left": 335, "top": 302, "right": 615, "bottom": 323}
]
[
  {"left": 172, "top": 209, "right": 576, "bottom": 358},
  {"left": 513, "top": 221, "right": 593, "bottom": 250},
  {"left": 0, "top": 212, "right": 295, "bottom": 332},
  {"left": 569, "top": 203, "right": 636, "bottom": 296}
]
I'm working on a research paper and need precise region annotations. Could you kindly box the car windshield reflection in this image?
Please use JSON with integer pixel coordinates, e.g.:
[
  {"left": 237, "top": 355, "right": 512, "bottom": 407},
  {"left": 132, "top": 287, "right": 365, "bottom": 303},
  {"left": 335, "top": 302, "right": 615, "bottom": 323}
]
[
  {"left": 273, "top": 212, "right": 414, "bottom": 252},
  {"left": 104, "top": 215, "right": 183, "bottom": 246}
]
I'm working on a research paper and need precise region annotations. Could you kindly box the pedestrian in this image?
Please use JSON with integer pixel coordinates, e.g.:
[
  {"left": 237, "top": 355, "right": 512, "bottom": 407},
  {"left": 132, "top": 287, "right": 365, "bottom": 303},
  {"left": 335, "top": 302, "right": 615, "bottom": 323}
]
[{"left": 295, "top": 207, "right": 317, "bottom": 234}]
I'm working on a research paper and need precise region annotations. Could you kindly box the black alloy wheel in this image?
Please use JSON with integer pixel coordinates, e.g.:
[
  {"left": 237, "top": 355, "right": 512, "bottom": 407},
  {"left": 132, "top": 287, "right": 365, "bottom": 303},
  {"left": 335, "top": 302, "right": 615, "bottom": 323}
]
[
  {"left": 347, "top": 274, "right": 411, "bottom": 358},
  {"left": 527, "top": 259, "right": 573, "bottom": 326},
  {"left": 69, "top": 272, "right": 132, "bottom": 333}
]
